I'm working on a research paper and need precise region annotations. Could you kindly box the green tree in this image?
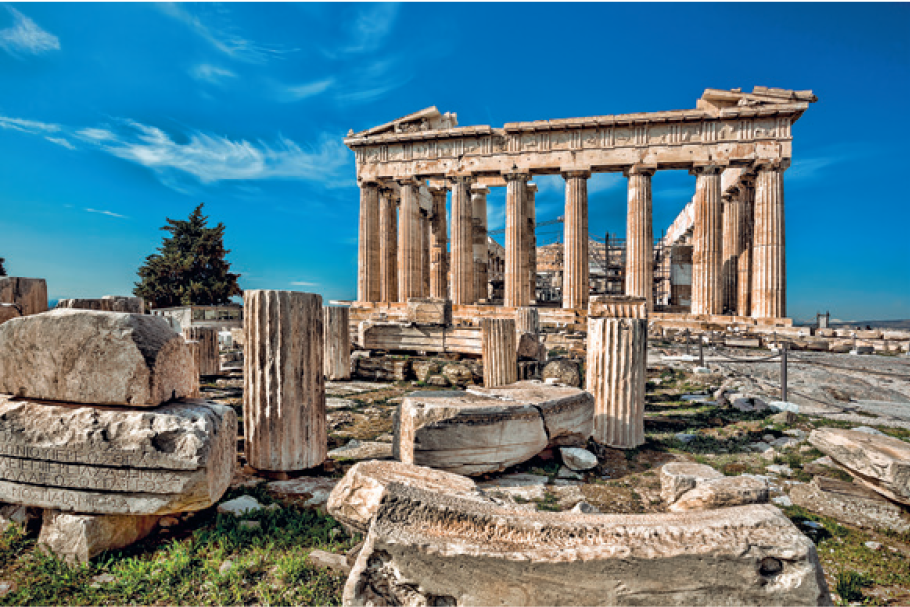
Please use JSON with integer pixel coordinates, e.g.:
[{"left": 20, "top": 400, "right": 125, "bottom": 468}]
[
  {"left": 134, "top": 204, "right": 241, "bottom": 309},
  {"left": 0, "top": 257, "right": 6, "bottom": 277}
]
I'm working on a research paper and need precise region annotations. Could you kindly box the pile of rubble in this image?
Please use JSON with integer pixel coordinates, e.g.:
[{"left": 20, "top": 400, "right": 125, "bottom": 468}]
[{"left": 0, "top": 309, "right": 236, "bottom": 563}]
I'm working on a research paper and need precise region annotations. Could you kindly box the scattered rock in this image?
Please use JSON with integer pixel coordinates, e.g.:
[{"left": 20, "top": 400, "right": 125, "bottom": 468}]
[
  {"left": 850, "top": 426, "right": 885, "bottom": 436},
  {"left": 441, "top": 363, "right": 473, "bottom": 387},
  {"left": 750, "top": 441, "right": 773, "bottom": 453},
  {"left": 37, "top": 510, "right": 160, "bottom": 564},
  {"left": 570, "top": 501, "right": 601, "bottom": 514},
  {"left": 768, "top": 401, "right": 799, "bottom": 413},
  {"left": 0, "top": 504, "right": 35, "bottom": 531},
  {"left": 693, "top": 366, "right": 712, "bottom": 374},
  {"left": 559, "top": 448, "right": 597, "bottom": 471},
  {"left": 267, "top": 477, "right": 338, "bottom": 509},
  {"left": 541, "top": 359, "right": 581, "bottom": 387},
  {"left": 659, "top": 462, "right": 723, "bottom": 505},
  {"left": 669, "top": 476, "right": 769, "bottom": 512},
  {"left": 412, "top": 361, "right": 441, "bottom": 383},
  {"left": 675, "top": 433, "right": 697, "bottom": 444},
  {"left": 89, "top": 573, "right": 116, "bottom": 588},
  {"left": 307, "top": 549, "right": 351, "bottom": 576},
  {"left": 771, "top": 411, "right": 797, "bottom": 425},
  {"left": 0, "top": 581, "right": 15, "bottom": 598},
  {"left": 327, "top": 440, "right": 393, "bottom": 461},
  {"left": 771, "top": 437, "right": 800, "bottom": 450},
  {"left": 326, "top": 460, "right": 477, "bottom": 534},
  {"left": 766, "top": 465, "right": 793, "bottom": 477},
  {"left": 772, "top": 495, "right": 792, "bottom": 507},
  {"left": 808, "top": 428, "right": 910, "bottom": 506},
  {"left": 556, "top": 467, "right": 583, "bottom": 480},
  {"left": 790, "top": 476, "right": 910, "bottom": 533},
  {"left": 217, "top": 496, "right": 264, "bottom": 517},
  {"left": 864, "top": 541, "right": 882, "bottom": 551}
]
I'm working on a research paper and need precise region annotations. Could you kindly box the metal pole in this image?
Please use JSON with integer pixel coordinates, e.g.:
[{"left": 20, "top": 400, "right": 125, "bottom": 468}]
[
  {"left": 698, "top": 338, "right": 704, "bottom": 367},
  {"left": 685, "top": 329, "right": 690, "bottom": 356},
  {"left": 781, "top": 341, "right": 788, "bottom": 402}
]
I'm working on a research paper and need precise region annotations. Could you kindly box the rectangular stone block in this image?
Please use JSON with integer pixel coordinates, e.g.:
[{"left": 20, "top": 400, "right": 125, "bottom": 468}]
[
  {"left": 38, "top": 510, "right": 161, "bottom": 564},
  {"left": 405, "top": 298, "right": 452, "bottom": 325},
  {"left": 588, "top": 295, "right": 647, "bottom": 319},
  {"left": 0, "top": 309, "right": 195, "bottom": 406},
  {"left": 0, "top": 397, "right": 236, "bottom": 515},
  {"left": 0, "top": 277, "right": 47, "bottom": 317}
]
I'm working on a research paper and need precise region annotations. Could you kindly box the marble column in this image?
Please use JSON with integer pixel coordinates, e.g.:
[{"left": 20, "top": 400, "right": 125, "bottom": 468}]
[
  {"left": 182, "top": 326, "right": 218, "bottom": 375},
  {"left": 624, "top": 166, "right": 655, "bottom": 311},
  {"left": 428, "top": 185, "right": 449, "bottom": 300},
  {"left": 481, "top": 318, "right": 517, "bottom": 387},
  {"left": 752, "top": 161, "right": 787, "bottom": 319},
  {"left": 504, "top": 171, "right": 531, "bottom": 308},
  {"left": 690, "top": 165, "right": 723, "bottom": 315},
  {"left": 420, "top": 208, "right": 431, "bottom": 296},
  {"left": 472, "top": 185, "right": 490, "bottom": 303},
  {"left": 244, "top": 290, "right": 326, "bottom": 472},
  {"left": 323, "top": 306, "right": 351, "bottom": 381},
  {"left": 379, "top": 187, "right": 399, "bottom": 303},
  {"left": 357, "top": 181, "right": 381, "bottom": 303},
  {"left": 397, "top": 179, "right": 423, "bottom": 302},
  {"left": 525, "top": 182, "right": 538, "bottom": 304},
  {"left": 721, "top": 188, "right": 744, "bottom": 315},
  {"left": 450, "top": 176, "right": 475, "bottom": 305},
  {"left": 562, "top": 170, "right": 590, "bottom": 310},
  {"left": 737, "top": 177, "right": 755, "bottom": 317}
]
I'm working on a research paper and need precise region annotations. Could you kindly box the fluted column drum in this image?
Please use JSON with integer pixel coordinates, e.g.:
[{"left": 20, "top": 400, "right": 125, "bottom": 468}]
[
  {"left": 504, "top": 172, "right": 530, "bottom": 308},
  {"left": 323, "top": 306, "right": 351, "bottom": 381},
  {"left": 397, "top": 180, "right": 422, "bottom": 302},
  {"left": 481, "top": 318, "right": 517, "bottom": 388},
  {"left": 472, "top": 185, "right": 490, "bottom": 303},
  {"left": 525, "top": 183, "right": 538, "bottom": 303},
  {"left": 752, "top": 163, "right": 787, "bottom": 319},
  {"left": 357, "top": 182, "right": 380, "bottom": 302},
  {"left": 244, "top": 290, "right": 326, "bottom": 472},
  {"left": 562, "top": 171, "right": 590, "bottom": 310},
  {"left": 450, "top": 177, "right": 474, "bottom": 305},
  {"left": 587, "top": 316, "right": 647, "bottom": 448},
  {"left": 379, "top": 188, "right": 398, "bottom": 303},
  {"left": 515, "top": 306, "right": 540, "bottom": 338},
  {"left": 429, "top": 186, "right": 449, "bottom": 300},
  {"left": 721, "top": 194, "right": 742, "bottom": 314},
  {"left": 624, "top": 166, "right": 654, "bottom": 310},
  {"left": 183, "top": 326, "right": 219, "bottom": 376},
  {"left": 690, "top": 166, "right": 723, "bottom": 315},
  {"left": 737, "top": 181, "right": 755, "bottom": 317}
]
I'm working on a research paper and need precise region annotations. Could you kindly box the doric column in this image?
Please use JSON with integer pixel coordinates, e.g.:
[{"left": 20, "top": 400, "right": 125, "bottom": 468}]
[
  {"left": 481, "top": 318, "right": 517, "bottom": 387},
  {"left": 420, "top": 208, "right": 430, "bottom": 296},
  {"left": 624, "top": 165, "right": 655, "bottom": 310},
  {"left": 379, "top": 186, "right": 398, "bottom": 303},
  {"left": 182, "top": 326, "right": 218, "bottom": 375},
  {"left": 504, "top": 171, "right": 531, "bottom": 308},
  {"left": 357, "top": 181, "right": 381, "bottom": 302},
  {"left": 323, "top": 306, "right": 351, "bottom": 381},
  {"left": 244, "top": 290, "right": 326, "bottom": 472},
  {"left": 737, "top": 177, "right": 755, "bottom": 316},
  {"left": 397, "top": 178, "right": 423, "bottom": 302},
  {"left": 690, "top": 165, "right": 723, "bottom": 315},
  {"left": 428, "top": 185, "right": 449, "bottom": 299},
  {"left": 472, "top": 185, "right": 490, "bottom": 303},
  {"left": 525, "top": 182, "right": 538, "bottom": 304},
  {"left": 562, "top": 170, "right": 590, "bottom": 310},
  {"left": 450, "top": 176, "right": 475, "bottom": 305},
  {"left": 721, "top": 190, "right": 742, "bottom": 314},
  {"left": 752, "top": 161, "right": 787, "bottom": 319}
]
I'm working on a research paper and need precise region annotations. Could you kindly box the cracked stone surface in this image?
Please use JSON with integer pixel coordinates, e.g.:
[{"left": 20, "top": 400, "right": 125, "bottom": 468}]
[
  {"left": 344, "top": 483, "right": 831, "bottom": 606},
  {"left": 0, "top": 396, "right": 236, "bottom": 515},
  {"left": 393, "top": 382, "right": 593, "bottom": 475}
]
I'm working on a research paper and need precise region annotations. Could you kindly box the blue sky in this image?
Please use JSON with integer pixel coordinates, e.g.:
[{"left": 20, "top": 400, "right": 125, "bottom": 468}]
[{"left": 1, "top": 2, "right": 908, "bottom": 322}]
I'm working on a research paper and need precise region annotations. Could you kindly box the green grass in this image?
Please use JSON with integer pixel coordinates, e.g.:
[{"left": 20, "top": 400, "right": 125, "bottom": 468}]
[{"left": 0, "top": 495, "right": 357, "bottom": 606}]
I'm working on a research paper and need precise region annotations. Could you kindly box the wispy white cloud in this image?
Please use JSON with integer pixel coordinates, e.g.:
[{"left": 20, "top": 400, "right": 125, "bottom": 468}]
[
  {"left": 159, "top": 3, "right": 293, "bottom": 64},
  {"left": 85, "top": 208, "right": 127, "bottom": 219},
  {"left": 45, "top": 136, "right": 75, "bottom": 150},
  {"left": 333, "top": 57, "right": 411, "bottom": 106},
  {"left": 190, "top": 63, "right": 237, "bottom": 85},
  {"left": 280, "top": 77, "right": 335, "bottom": 102},
  {"left": 341, "top": 4, "right": 399, "bottom": 55},
  {"left": 0, "top": 115, "right": 61, "bottom": 134},
  {"left": 76, "top": 127, "right": 116, "bottom": 141},
  {"left": 0, "top": 7, "right": 60, "bottom": 57},
  {"left": 290, "top": 281, "right": 319, "bottom": 287}
]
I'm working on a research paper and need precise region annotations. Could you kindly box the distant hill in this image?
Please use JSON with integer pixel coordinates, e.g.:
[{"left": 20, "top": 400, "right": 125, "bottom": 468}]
[{"left": 828, "top": 319, "right": 910, "bottom": 330}]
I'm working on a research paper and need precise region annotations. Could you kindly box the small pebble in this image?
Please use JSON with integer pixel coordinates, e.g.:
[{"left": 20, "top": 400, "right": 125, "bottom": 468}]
[
  {"left": 772, "top": 495, "right": 792, "bottom": 507},
  {"left": 864, "top": 541, "right": 882, "bottom": 551},
  {"left": 0, "top": 582, "right": 14, "bottom": 598},
  {"left": 802, "top": 521, "right": 823, "bottom": 530}
]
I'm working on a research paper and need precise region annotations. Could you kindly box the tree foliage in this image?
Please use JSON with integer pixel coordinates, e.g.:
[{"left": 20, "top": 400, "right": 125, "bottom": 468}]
[
  {"left": 134, "top": 204, "right": 241, "bottom": 309},
  {"left": 0, "top": 257, "right": 6, "bottom": 277}
]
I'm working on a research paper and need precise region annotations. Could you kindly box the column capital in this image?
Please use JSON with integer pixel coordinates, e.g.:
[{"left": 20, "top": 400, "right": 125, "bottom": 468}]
[
  {"left": 502, "top": 170, "right": 531, "bottom": 183},
  {"left": 359, "top": 179, "right": 380, "bottom": 188},
  {"left": 447, "top": 174, "right": 475, "bottom": 188},
  {"left": 396, "top": 177, "right": 421, "bottom": 188},
  {"left": 623, "top": 164, "right": 656, "bottom": 178},
  {"left": 754, "top": 158, "right": 791, "bottom": 172},
  {"left": 427, "top": 185, "right": 450, "bottom": 196},
  {"left": 471, "top": 183, "right": 491, "bottom": 196},
  {"left": 561, "top": 169, "right": 591, "bottom": 180},
  {"left": 526, "top": 182, "right": 538, "bottom": 194},
  {"left": 688, "top": 164, "right": 725, "bottom": 177}
]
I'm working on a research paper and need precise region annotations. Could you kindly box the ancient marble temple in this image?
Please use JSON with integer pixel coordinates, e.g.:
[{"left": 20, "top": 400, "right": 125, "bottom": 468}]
[{"left": 345, "top": 86, "right": 816, "bottom": 321}]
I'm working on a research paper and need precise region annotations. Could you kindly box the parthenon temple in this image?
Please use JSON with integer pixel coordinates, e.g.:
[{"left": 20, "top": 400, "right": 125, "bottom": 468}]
[{"left": 346, "top": 86, "right": 817, "bottom": 327}]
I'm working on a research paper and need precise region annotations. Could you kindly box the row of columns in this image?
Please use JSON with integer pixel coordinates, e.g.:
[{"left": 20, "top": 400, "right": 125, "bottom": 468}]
[{"left": 358, "top": 162, "right": 786, "bottom": 318}]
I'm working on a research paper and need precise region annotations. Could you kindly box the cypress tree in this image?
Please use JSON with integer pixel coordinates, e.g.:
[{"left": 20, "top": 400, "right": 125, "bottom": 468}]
[
  {"left": 134, "top": 204, "right": 241, "bottom": 309},
  {"left": 0, "top": 257, "right": 6, "bottom": 277}
]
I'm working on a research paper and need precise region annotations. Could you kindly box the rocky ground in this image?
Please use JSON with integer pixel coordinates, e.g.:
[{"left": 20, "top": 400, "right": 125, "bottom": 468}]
[{"left": 0, "top": 346, "right": 908, "bottom": 606}]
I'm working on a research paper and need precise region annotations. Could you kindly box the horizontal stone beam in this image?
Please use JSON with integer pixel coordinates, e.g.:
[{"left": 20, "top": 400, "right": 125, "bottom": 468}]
[{"left": 359, "top": 322, "right": 482, "bottom": 355}]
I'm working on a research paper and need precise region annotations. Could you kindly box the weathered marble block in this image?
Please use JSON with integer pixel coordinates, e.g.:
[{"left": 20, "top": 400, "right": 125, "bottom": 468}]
[
  {"left": 808, "top": 428, "right": 910, "bottom": 506},
  {"left": 0, "top": 396, "right": 235, "bottom": 515},
  {"left": 327, "top": 460, "right": 477, "bottom": 534},
  {"left": 791, "top": 476, "right": 910, "bottom": 533},
  {"left": 0, "top": 277, "right": 47, "bottom": 317},
  {"left": 183, "top": 326, "right": 219, "bottom": 376},
  {"left": 0, "top": 309, "right": 195, "bottom": 406},
  {"left": 56, "top": 299, "right": 111, "bottom": 311},
  {"left": 38, "top": 510, "right": 161, "bottom": 564},
  {"left": 102, "top": 295, "right": 145, "bottom": 314},
  {"left": 344, "top": 484, "right": 831, "bottom": 606},
  {"left": 393, "top": 382, "right": 593, "bottom": 475}
]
